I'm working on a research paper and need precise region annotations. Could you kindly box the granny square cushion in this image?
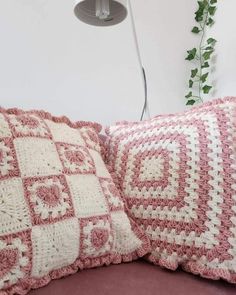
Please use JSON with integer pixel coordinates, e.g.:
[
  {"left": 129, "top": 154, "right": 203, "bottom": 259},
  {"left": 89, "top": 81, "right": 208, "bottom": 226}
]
[
  {"left": 0, "top": 107, "right": 149, "bottom": 295},
  {"left": 105, "top": 97, "right": 236, "bottom": 283}
]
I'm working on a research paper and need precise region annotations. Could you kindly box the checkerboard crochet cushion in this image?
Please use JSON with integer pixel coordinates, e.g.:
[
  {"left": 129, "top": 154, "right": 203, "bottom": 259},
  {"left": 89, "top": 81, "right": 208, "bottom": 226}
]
[
  {"left": 105, "top": 97, "right": 236, "bottom": 283},
  {"left": 0, "top": 108, "right": 149, "bottom": 295}
]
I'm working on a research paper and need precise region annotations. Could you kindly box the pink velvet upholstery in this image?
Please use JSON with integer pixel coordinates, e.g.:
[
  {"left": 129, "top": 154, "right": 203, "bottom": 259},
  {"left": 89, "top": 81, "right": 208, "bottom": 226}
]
[{"left": 29, "top": 260, "right": 235, "bottom": 295}]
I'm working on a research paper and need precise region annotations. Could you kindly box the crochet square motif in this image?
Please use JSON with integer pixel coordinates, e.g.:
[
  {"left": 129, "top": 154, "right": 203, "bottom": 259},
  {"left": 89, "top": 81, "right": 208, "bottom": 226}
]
[
  {"left": 14, "top": 138, "right": 63, "bottom": 178},
  {"left": 66, "top": 174, "right": 109, "bottom": 218},
  {"left": 0, "top": 230, "right": 32, "bottom": 290},
  {"left": 24, "top": 175, "right": 75, "bottom": 225},
  {"left": 106, "top": 97, "right": 236, "bottom": 283},
  {"left": 57, "top": 143, "right": 95, "bottom": 175},
  {"left": 31, "top": 218, "right": 80, "bottom": 278},
  {"left": 80, "top": 215, "right": 113, "bottom": 259},
  {"left": 7, "top": 114, "right": 51, "bottom": 138},
  {"left": 0, "top": 178, "right": 31, "bottom": 236}
]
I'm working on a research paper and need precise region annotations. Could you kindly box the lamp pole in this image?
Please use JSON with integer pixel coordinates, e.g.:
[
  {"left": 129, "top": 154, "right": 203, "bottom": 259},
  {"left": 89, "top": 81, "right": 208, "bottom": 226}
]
[
  {"left": 74, "top": 0, "right": 150, "bottom": 121},
  {"left": 127, "top": 0, "right": 150, "bottom": 120}
]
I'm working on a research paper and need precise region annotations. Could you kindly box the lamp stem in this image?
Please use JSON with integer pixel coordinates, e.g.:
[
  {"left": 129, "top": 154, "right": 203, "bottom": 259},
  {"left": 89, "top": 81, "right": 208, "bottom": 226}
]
[{"left": 127, "top": 0, "right": 150, "bottom": 121}]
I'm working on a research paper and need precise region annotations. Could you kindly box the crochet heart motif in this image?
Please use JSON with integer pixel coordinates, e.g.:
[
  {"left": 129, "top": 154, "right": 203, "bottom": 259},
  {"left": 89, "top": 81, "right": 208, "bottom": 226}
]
[
  {"left": 65, "top": 150, "right": 85, "bottom": 165},
  {"left": 17, "top": 115, "right": 39, "bottom": 129},
  {"left": 0, "top": 248, "right": 18, "bottom": 278},
  {"left": 91, "top": 228, "right": 109, "bottom": 250},
  {"left": 37, "top": 185, "right": 61, "bottom": 207}
]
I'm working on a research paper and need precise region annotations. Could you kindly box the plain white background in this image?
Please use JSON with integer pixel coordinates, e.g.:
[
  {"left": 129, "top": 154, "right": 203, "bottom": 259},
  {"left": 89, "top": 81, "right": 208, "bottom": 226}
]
[{"left": 0, "top": 0, "right": 235, "bottom": 125}]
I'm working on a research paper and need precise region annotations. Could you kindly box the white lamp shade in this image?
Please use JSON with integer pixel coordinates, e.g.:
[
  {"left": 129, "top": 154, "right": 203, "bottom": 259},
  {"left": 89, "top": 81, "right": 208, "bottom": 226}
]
[{"left": 74, "top": 0, "right": 127, "bottom": 26}]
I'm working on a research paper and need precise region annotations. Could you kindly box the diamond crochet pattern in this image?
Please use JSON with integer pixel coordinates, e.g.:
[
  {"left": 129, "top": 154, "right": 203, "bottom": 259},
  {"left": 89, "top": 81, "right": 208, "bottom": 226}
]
[{"left": 106, "top": 97, "right": 236, "bottom": 283}]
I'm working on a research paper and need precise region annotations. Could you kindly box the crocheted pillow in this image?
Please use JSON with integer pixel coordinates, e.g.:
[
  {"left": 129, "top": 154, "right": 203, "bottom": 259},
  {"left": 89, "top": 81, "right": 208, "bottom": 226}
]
[
  {"left": 0, "top": 108, "right": 149, "bottom": 295},
  {"left": 105, "top": 97, "right": 236, "bottom": 283}
]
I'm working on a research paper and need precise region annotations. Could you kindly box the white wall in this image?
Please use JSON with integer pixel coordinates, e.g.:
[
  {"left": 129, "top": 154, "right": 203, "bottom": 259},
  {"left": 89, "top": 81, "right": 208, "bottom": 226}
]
[
  {"left": 0, "top": 0, "right": 235, "bottom": 125},
  {"left": 211, "top": 0, "right": 236, "bottom": 99}
]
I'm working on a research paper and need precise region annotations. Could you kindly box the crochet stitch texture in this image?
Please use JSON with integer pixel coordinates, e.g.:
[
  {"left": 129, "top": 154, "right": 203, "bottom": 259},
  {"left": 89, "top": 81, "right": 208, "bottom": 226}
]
[
  {"left": 0, "top": 108, "right": 150, "bottom": 295},
  {"left": 105, "top": 97, "right": 236, "bottom": 283}
]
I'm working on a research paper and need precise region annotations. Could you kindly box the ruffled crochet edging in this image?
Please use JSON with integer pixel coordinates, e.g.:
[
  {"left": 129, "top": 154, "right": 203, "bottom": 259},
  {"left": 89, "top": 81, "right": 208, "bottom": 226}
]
[
  {"left": 0, "top": 107, "right": 102, "bottom": 133},
  {"left": 146, "top": 255, "right": 236, "bottom": 284}
]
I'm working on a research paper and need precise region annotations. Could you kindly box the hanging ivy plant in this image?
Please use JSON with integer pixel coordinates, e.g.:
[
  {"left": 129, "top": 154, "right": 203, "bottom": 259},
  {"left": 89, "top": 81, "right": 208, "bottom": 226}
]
[{"left": 185, "top": 0, "right": 217, "bottom": 105}]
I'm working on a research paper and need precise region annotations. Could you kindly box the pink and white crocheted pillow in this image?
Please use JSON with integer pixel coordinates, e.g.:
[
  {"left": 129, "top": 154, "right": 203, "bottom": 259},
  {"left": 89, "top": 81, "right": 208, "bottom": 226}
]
[
  {"left": 0, "top": 108, "right": 150, "bottom": 295},
  {"left": 105, "top": 97, "right": 236, "bottom": 283}
]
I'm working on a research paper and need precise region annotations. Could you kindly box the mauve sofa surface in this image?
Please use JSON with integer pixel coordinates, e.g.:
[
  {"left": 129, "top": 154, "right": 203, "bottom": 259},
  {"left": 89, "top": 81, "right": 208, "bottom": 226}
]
[{"left": 29, "top": 261, "right": 235, "bottom": 295}]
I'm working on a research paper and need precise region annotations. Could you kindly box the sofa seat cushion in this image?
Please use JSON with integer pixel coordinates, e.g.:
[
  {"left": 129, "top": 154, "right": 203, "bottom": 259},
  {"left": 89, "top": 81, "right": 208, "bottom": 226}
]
[{"left": 29, "top": 261, "right": 236, "bottom": 295}]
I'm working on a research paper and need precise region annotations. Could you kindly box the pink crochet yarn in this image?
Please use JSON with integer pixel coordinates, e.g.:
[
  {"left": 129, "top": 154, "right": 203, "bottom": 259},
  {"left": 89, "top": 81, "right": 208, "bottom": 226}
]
[
  {"left": 105, "top": 97, "right": 236, "bottom": 283},
  {"left": 0, "top": 107, "right": 150, "bottom": 295}
]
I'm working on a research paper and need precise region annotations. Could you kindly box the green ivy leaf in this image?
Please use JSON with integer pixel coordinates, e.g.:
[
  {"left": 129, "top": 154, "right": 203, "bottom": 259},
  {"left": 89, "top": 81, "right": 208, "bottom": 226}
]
[
  {"left": 209, "top": 6, "right": 217, "bottom": 16},
  {"left": 195, "top": 1, "right": 207, "bottom": 22},
  {"left": 189, "top": 80, "right": 194, "bottom": 88},
  {"left": 185, "top": 91, "right": 193, "bottom": 99},
  {"left": 191, "top": 68, "right": 198, "bottom": 78},
  {"left": 203, "top": 50, "right": 213, "bottom": 60},
  {"left": 195, "top": 10, "right": 204, "bottom": 22},
  {"left": 185, "top": 48, "right": 197, "bottom": 60},
  {"left": 207, "top": 38, "right": 217, "bottom": 45},
  {"left": 186, "top": 99, "right": 196, "bottom": 106},
  {"left": 207, "top": 17, "right": 214, "bottom": 26},
  {"left": 201, "top": 62, "right": 209, "bottom": 68},
  {"left": 202, "top": 85, "right": 212, "bottom": 94},
  {"left": 203, "top": 0, "right": 209, "bottom": 7},
  {"left": 192, "top": 26, "right": 201, "bottom": 33},
  {"left": 200, "top": 72, "right": 209, "bottom": 83},
  {"left": 210, "top": 0, "right": 217, "bottom": 4},
  {"left": 205, "top": 46, "right": 213, "bottom": 51}
]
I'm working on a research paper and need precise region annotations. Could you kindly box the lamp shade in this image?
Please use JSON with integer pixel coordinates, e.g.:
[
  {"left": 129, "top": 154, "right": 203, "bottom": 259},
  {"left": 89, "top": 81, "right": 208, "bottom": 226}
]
[{"left": 74, "top": 0, "right": 127, "bottom": 26}]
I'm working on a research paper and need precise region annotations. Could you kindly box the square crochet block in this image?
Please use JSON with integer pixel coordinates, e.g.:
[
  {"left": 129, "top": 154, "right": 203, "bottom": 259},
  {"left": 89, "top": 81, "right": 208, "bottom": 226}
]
[
  {"left": 0, "top": 108, "right": 149, "bottom": 295},
  {"left": 105, "top": 97, "right": 236, "bottom": 283}
]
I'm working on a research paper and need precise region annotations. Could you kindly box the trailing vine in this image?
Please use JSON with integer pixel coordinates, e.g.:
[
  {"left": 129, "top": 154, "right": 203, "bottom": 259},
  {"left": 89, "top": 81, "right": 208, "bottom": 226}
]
[{"left": 185, "top": 0, "right": 217, "bottom": 105}]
